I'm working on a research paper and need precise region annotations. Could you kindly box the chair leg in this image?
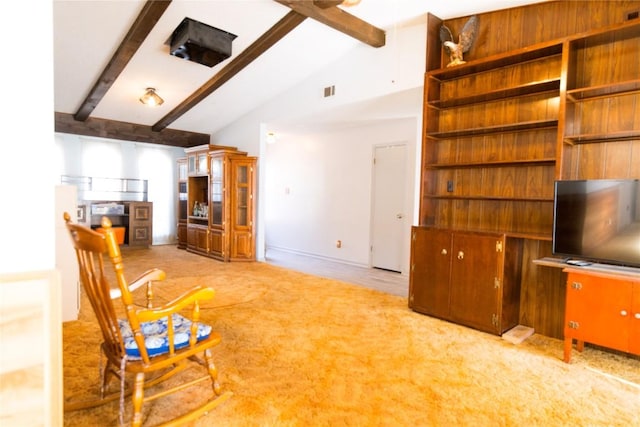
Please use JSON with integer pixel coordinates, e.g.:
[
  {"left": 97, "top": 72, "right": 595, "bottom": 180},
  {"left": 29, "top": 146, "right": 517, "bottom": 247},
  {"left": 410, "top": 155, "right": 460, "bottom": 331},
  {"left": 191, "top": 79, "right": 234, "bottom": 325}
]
[
  {"left": 131, "top": 373, "right": 145, "bottom": 427},
  {"left": 203, "top": 348, "right": 222, "bottom": 395}
]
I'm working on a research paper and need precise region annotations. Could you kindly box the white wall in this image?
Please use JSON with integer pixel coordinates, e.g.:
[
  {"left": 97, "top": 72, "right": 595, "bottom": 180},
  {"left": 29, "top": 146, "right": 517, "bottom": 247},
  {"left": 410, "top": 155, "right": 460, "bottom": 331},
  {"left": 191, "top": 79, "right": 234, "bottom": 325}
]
[
  {"left": 54, "top": 133, "right": 185, "bottom": 244},
  {"left": 265, "top": 118, "right": 418, "bottom": 271},
  {"left": 213, "top": 21, "right": 427, "bottom": 267},
  {"left": 0, "top": 1, "right": 55, "bottom": 274},
  {"left": 1, "top": 2, "right": 63, "bottom": 421}
]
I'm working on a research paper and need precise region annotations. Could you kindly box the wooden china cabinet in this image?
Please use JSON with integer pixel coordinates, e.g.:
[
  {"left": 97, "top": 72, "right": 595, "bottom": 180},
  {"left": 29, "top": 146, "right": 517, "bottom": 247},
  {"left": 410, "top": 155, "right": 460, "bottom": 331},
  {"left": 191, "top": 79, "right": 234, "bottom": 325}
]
[{"left": 183, "top": 144, "right": 257, "bottom": 262}]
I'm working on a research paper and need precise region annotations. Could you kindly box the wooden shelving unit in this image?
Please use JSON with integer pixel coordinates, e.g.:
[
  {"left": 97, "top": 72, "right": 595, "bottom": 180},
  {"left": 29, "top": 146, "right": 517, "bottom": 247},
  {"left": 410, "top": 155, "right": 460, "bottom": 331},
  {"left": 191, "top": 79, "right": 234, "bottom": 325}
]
[
  {"left": 421, "top": 30, "right": 560, "bottom": 239},
  {"left": 411, "top": 3, "right": 640, "bottom": 339},
  {"left": 560, "top": 19, "right": 640, "bottom": 176}
]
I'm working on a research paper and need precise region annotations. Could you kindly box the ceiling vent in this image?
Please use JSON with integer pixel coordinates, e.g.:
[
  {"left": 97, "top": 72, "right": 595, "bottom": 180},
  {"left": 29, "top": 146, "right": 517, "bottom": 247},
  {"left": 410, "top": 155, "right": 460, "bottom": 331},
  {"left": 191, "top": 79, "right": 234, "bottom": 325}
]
[{"left": 168, "top": 17, "right": 237, "bottom": 67}]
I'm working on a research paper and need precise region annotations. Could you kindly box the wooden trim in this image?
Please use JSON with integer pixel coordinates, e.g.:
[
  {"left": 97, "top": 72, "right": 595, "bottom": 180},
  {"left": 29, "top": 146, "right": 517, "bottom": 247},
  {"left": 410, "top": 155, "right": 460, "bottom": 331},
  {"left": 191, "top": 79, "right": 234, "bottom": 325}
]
[
  {"left": 73, "top": 0, "right": 172, "bottom": 121},
  {"left": 55, "top": 112, "right": 209, "bottom": 148},
  {"left": 275, "top": 0, "right": 385, "bottom": 48}
]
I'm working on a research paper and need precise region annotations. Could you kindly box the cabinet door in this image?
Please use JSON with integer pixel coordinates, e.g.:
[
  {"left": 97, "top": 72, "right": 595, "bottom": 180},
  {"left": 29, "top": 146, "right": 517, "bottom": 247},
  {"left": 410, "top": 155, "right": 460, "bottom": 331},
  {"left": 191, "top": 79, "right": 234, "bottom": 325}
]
[
  {"left": 449, "top": 233, "right": 501, "bottom": 334},
  {"left": 209, "top": 155, "right": 224, "bottom": 227},
  {"left": 230, "top": 158, "right": 256, "bottom": 260},
  {"left": 208, "top": 229, "right": 225, "bottom": 261},
  {"left": 231, "top": 231, "right": 254, "bottom": 260},
  {"left": 232, "top": 160, "right": 253, "bottom": 229},
  {"left": 409, "top": 227, "right": 451, "bottom": 318},
  {"left": 178, "top": 158, "right": 188, "bottom": 181},
  {"left": 128, "top": 202, "right": 152, "bottom": 247},
  {"left": 196, "top": 152, "right": 208, "bottom": 175},
  {"left": 565, "top": 273, "right": 631, "bottom": 353},
  {"left": 194, "top": 226, "right": 209, "bottom": 254},
  {"left": 177, "top": 223, "right": 187, "bottom": 249},
  {"left": 187, "top": 225, "right": 208, "bottom": 254},
  {"left": 631, "top": 282, "right": 640, "bottom": 354},
  {"left": 187, "top": 155, "right": 197, "bottom": 175},
  {"left": 187, "top": 226, "right": 197, "bottom": 250}
]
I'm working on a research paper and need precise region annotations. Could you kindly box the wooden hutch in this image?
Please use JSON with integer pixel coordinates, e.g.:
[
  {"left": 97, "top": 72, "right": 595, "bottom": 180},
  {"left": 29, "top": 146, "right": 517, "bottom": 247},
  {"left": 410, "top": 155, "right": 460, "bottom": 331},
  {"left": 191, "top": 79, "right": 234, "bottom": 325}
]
[
  {"left": 409, "top": 1, "right": 640, "bottom": 343},
  {"left": 178, "top": 144, "right": 257, "bottom": 262}
]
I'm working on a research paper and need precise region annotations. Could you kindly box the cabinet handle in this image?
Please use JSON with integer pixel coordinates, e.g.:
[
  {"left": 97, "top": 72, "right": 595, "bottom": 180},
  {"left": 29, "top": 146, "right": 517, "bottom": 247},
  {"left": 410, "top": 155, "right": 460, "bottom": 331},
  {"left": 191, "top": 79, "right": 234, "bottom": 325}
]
[
  {"left": 571, "top": 282, "right": 582, "bottom": 290},
  {"left": 568, "top": 320, "right": 579, "bottom": 329},
  {"left": 457, "top": 251, "right": 464, "bottom": 260},
  {"left": 620, "top": 310, "right": 628, "bottom": 317},
  {"left": 441, "top": 249, "right": 448, "bottom": 255}
]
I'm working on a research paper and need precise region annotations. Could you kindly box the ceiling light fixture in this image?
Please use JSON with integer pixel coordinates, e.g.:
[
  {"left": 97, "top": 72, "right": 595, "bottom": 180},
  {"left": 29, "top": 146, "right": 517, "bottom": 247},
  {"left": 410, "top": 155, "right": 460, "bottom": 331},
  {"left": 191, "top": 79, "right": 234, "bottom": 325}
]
[{"left": 139, "top": 88, "right": 164, "bottom": 107}]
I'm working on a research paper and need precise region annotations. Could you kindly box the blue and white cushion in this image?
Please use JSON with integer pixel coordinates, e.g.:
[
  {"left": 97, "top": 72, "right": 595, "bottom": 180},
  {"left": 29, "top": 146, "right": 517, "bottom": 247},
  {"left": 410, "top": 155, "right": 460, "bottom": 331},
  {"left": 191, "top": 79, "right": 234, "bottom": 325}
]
[{"left": 118, "top": 314, "right": 212, "bottom": 358}]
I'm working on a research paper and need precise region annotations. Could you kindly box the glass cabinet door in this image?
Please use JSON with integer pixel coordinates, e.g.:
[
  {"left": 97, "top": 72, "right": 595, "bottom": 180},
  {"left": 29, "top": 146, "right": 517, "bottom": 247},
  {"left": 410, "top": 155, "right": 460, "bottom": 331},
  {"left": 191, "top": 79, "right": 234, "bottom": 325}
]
[
  {"left": 210, "top": 156, "right": 223, "bottom": 226},
  {"left": 187, "top": 155, "right": 196, "bottom": 174},
  {"left": 234, "top": 163, "right": 250, "bottom": 227},
  {"left": 178, "top": 160, "right": 188, "bottom": 181},
  {"left": 197, "top": 153, "right": 208, "bottom": 175},
  {"left": 178, "top": 182, "right": 188, "bottom": 221}
]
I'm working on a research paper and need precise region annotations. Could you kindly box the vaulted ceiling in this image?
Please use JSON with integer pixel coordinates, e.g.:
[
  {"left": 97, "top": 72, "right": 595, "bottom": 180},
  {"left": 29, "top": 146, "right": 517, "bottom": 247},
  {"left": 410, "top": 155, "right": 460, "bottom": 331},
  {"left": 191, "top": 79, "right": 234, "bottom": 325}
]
[{"left": 53, "top": 0, "right": 539, "bottom": 147}]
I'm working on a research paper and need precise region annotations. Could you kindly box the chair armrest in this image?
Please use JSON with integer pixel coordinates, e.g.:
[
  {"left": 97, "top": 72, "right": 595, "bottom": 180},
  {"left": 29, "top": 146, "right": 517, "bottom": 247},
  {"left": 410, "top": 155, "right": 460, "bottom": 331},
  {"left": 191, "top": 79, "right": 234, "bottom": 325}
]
[
  {"left": 110, "top": 268, "right": 166, "bottom": 300},
  {"left": 136, "top": 286, "right": 215, "bottom": 322}
]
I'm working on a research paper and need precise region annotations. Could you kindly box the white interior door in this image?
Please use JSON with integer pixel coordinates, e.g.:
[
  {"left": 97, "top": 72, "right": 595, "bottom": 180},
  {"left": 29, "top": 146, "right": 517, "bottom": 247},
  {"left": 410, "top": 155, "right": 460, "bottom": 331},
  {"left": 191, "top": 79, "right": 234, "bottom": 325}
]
[{"left": 371, "top": 144, "right": 407, "bottom": 272}]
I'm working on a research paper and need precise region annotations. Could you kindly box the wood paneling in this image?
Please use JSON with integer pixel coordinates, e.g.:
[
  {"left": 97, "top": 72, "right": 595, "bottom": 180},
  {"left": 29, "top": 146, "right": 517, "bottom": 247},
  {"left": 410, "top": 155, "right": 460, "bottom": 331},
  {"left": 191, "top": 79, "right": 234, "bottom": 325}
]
[
  {"left": 420, "top": 0, "right": 640, "bottom": 339},
  {"left": 442, "top": 1, "right": 640, "bottom": 67}
]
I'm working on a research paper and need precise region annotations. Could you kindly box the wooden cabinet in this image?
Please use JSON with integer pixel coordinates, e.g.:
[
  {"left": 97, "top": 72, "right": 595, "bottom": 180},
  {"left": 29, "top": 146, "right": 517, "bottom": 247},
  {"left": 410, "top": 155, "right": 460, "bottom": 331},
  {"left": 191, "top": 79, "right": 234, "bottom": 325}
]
[
  {"left": 563, "top": 268, "right": 640, "bottom": 362},
  {"left": 409, "top": 226, "right": 523, "bottom": 335},
  {"left": 183, "top": 144, "right": 257, "bottom": 261},
  {"left": 89, "top": 201, "right": 152, "bottom": 247},
  {"left": 126, "top": 202, "right": 153, "bottom": 247},
  {"left": 176, "top": 158, "right": 188, "bottom": 249}
]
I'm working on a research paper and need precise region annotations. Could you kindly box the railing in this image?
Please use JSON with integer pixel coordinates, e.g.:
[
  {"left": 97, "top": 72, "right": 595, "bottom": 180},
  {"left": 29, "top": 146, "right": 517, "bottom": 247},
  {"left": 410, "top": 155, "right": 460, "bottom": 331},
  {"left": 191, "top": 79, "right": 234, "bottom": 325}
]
[{"left": 60, "top": 175, "right": 148, "bottom": 202}]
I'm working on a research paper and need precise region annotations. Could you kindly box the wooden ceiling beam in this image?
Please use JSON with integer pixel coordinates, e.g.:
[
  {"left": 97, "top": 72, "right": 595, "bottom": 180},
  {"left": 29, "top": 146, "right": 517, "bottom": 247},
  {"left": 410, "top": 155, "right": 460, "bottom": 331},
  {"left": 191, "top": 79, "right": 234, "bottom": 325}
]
[
  {"left": 275, "top": 0, "right": 385, "bottom": 48},
  {"left": 313, "top": 0, "right": 344, "bottom": 8},
  {"left": 152, "top": 10, "right": 307, "bottom": 132},
  {"left": 55, "top": 112, "right": 209, "bottom": 148},
  {"left": 73, "top": 0, "right": 172, "bottom": 121}
]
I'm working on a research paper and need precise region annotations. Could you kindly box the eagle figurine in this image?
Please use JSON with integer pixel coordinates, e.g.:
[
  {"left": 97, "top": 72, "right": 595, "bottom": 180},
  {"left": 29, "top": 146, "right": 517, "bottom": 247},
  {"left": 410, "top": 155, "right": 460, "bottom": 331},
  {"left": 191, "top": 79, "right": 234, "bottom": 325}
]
[{"left": 440, "top": 16, "right": 479, "bottom": 67}]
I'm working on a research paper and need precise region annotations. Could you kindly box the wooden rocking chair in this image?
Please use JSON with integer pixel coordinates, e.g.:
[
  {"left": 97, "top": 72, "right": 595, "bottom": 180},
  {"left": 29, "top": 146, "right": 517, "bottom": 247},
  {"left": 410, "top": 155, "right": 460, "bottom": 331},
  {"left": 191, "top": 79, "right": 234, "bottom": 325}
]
[{"left": 63, "top": 213, "right": 231, "bottom": 426}]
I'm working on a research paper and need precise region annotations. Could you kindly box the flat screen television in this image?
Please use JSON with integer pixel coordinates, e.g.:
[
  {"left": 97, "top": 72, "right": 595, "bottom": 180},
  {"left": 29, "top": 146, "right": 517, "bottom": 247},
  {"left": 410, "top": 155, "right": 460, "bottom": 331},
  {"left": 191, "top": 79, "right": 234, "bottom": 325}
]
[{"left": 552, "top": 179, "right": 640, "bottom": 268}]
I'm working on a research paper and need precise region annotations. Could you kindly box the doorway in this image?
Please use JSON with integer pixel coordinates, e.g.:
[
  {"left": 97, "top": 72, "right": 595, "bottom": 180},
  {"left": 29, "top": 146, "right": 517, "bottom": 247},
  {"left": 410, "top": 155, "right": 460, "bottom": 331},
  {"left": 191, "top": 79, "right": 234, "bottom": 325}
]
[{"left": 370, "top": 143, "right": 407, "bottom": 273}]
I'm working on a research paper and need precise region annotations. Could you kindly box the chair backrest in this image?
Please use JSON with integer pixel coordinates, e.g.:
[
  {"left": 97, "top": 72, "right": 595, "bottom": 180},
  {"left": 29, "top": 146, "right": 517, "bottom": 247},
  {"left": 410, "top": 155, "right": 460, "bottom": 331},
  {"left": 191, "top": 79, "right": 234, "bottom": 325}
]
[{"left": 63, "top": 212, "right": 128, "bottom": 359}]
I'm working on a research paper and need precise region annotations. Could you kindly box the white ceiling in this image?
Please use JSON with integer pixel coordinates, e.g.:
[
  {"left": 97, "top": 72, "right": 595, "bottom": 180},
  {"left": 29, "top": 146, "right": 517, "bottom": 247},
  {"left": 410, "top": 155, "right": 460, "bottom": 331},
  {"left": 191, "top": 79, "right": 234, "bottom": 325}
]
[{"left": 53, "top": 0, "right": 539, "bottom": 138}]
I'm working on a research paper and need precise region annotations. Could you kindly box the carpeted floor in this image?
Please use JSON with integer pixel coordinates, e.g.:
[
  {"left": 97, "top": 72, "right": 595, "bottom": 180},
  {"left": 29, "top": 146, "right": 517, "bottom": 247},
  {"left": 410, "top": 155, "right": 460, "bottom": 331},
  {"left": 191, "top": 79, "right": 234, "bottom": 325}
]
[{"left": 63, "top": 245, "right": 640, "bottom": 426}]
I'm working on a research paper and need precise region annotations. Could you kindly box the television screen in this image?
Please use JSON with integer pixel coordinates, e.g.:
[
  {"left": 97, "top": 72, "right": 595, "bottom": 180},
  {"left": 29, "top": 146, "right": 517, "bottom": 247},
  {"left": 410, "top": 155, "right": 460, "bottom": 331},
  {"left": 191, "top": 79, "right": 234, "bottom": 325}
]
[{"left": 552, "top": 179, "right": 640, "bottom": 268}]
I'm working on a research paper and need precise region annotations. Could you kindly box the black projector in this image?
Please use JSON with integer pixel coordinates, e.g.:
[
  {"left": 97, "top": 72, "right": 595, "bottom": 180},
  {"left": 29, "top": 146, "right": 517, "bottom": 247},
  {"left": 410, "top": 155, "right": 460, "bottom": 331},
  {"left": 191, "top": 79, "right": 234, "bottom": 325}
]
[{"left": 169, "top": 17, "right": 237, "bottom": 67}]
